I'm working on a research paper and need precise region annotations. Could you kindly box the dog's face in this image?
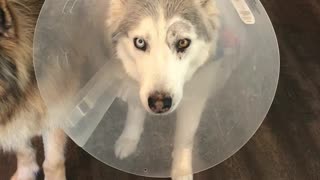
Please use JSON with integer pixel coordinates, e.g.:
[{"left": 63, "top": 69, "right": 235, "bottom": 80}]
[{"left": 107, "top": 0, "right": 220, "bottom": 114}]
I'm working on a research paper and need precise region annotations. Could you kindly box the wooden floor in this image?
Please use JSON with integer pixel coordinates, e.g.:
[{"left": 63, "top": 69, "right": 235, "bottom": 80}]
[{"left": 1, "top": 0, "right": 320, "bottom": 179}]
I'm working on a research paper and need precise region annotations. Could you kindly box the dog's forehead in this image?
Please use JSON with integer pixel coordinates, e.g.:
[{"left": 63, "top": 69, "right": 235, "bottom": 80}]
[{"left": 115, "top": 0, "right": 210, "bottom": 40}]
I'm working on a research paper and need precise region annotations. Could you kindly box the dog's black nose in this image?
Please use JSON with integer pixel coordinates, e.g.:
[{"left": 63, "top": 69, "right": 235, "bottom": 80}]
[{"left": 148, "top": 92, "right": 172, "bottom": 114}]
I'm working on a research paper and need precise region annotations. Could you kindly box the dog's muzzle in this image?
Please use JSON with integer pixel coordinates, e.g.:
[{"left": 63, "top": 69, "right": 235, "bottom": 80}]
[{"left": 148, "top": 91, "right": 172, "bottom": 114}]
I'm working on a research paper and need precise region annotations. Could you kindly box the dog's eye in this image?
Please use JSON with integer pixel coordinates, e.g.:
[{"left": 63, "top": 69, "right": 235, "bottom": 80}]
[
  {"left": 176, "top": 39, "right": 191, "bottom": 53},
  {"left": 134, "top": 38, "right": 147, "bottom": 51}
]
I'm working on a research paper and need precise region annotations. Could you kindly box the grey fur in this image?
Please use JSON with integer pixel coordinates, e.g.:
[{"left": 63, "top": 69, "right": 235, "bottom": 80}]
[
  {"left": 112, "top": 0, "right": 214, "bottom": 41},
  {"left": 163, "top": 0, "right": 212, "bottom": 40},
  {"left": 166, "top": 22, "right": 192, "bottom": 50}
]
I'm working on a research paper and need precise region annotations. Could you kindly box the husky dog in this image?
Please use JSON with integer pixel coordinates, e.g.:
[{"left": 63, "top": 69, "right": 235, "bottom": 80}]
[
  {"left": 106, "top": 0, "right": 237, "bottom": 179},
  {"left": 0, "top": 0, "right": 70, "bottom": 179}
]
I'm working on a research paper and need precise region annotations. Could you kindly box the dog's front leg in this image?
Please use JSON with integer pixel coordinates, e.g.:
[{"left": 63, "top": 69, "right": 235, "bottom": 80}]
[
  {"left": 11, "top": 143, "right": 39, "bottom": 180},
  {"left": 115, "top": 102, "right": 146, "bottom": 159},
  {"left": 42, "top": 128, "right": 67, "bottom": 180},
  {"left": 171, "top": 98, "right": 206, "bottom": 180}
]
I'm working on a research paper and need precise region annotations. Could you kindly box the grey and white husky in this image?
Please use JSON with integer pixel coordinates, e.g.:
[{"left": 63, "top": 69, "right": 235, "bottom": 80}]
[{"left": 105, "top": 0, "right": 236, "bottom": 179}]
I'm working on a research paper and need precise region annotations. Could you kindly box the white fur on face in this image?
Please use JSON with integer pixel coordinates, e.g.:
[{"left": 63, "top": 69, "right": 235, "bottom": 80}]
[{"left": 115, "top": 10, "right": 212, "bottom": 113}]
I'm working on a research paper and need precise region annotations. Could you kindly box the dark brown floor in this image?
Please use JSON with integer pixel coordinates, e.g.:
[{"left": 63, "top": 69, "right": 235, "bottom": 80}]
[{"left": 1, "top": 0, "right": 320, "bottom": 179}]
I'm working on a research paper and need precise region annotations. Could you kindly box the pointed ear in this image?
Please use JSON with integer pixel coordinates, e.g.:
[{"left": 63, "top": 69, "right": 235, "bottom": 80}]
[
  {"left": 106, "top": 0, "right": 127, "bottom": 35},
  {"left": 197, "top": 0, "right": 220, "bottom": 29},
  {"left": 0, "top": 0, "right": 15, "bottom": 38},
  {"left": 198, "top": 0, "right": 219, "bottom": 16}
]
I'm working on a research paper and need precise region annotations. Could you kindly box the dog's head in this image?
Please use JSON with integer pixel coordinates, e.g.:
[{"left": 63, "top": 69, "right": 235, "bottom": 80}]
[{"left": 107, "top": 0, "right": 220, "bottom": 114}]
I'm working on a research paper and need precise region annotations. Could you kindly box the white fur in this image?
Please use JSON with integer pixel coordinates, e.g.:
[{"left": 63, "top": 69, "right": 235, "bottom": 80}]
[
  {"left": 0, "top": 105, "right": 68, "bottom": 180},
  {"left": 11, "top": 145, "right": 39, "bottom": 180},
  {"left": 115, "top": 14, "right": 212, "bottom": 114},
  {"left": 42, "top": 129, "right": 67, "bottom": 180},
  {"left": 106, "top": 0, "right": 236, "bottom": 179},
  {"left": 115, "top": 104, "right": 146, "bottom": 159}
]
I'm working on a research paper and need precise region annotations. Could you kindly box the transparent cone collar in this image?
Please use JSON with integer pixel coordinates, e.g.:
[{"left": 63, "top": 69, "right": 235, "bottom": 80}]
[{"left": 34, "top": 0, "right": 279, "bottom": 178}]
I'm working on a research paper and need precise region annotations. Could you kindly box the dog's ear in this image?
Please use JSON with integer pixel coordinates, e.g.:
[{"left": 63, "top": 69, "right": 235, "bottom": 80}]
[
  {"left": 0, "top": 0, "right": 15, "bottom": 38},
  {"left": 106, "top": 0, "right": 127, "bottom": 35},
  {"left": 197, "top": 0, "right": 220, "bottom": 29},
  {"left": 198, "top": 0, "right": 217, "bottom": 8}
]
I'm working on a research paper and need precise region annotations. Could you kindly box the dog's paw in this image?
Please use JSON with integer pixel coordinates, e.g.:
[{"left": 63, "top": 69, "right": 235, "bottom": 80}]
[
  {"left": 44, "top": 174, "right": 66, "bottom": 180},
  {"left": 11, "top": 174, "right": 36, "bottom": 180},
  {"left": 172, "top": 174, "right": 193, "bottom": 180},
  {"left": 171, "top": 168, "right": 193, "bottom": 180},
  {"left": 11, "top": 163, "right": 39, "bottom": 180},
  {"left": 115, "top": 136, "right": 139, "bottom": 159},
  {"left": 171, "top": 148, "right": 193, "bottom": 180},
  {"left": 43, "top": 162, "right": 66, "bottom": 180},
  {"left": 44, "top": 172, "right": 66, "bottom": 180},
  {"left": 171, "top": 163, "right": 193, "bottom": 180}
]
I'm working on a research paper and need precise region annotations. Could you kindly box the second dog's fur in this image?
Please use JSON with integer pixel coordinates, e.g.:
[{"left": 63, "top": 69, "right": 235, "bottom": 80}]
[{"left": 0, "top": 0, "right": 72, "bottom": 179}]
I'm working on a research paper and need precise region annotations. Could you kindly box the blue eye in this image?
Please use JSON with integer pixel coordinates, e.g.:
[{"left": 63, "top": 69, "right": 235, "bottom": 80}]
[{"left": 134, "top": 38, "right": 147, "bottom": 51}]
